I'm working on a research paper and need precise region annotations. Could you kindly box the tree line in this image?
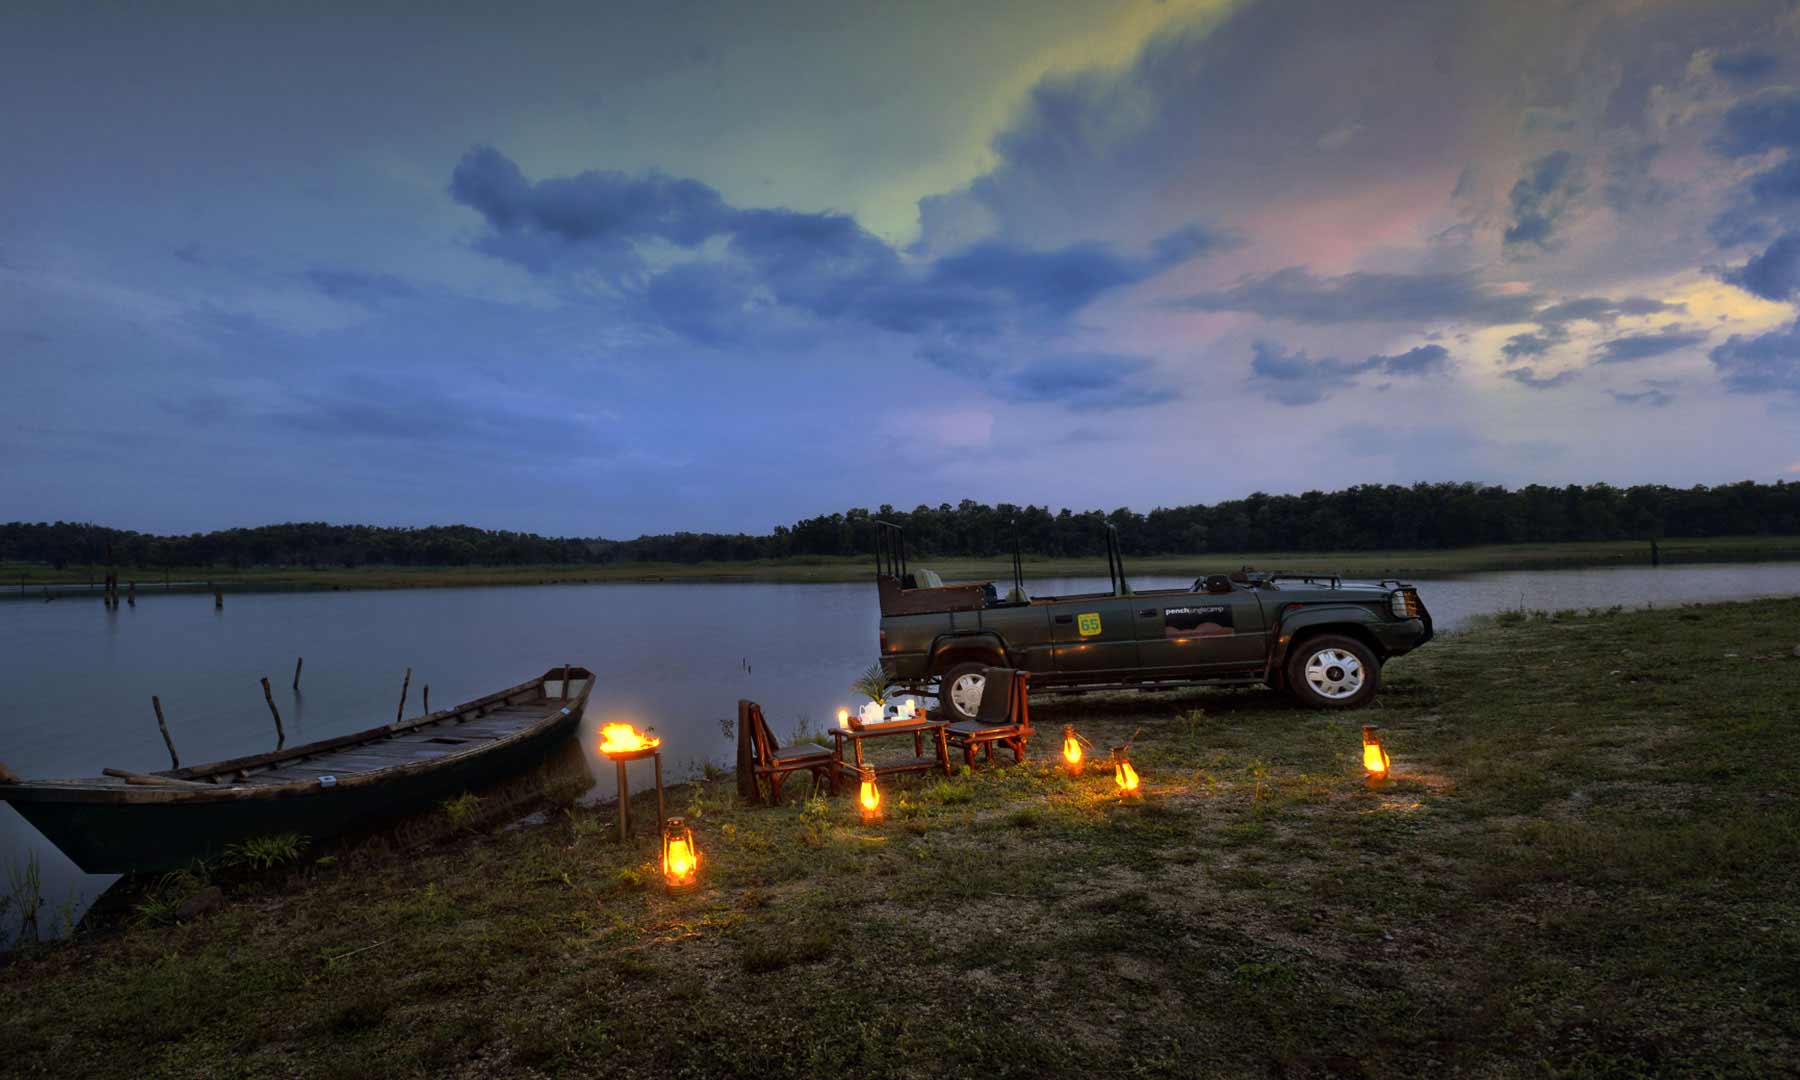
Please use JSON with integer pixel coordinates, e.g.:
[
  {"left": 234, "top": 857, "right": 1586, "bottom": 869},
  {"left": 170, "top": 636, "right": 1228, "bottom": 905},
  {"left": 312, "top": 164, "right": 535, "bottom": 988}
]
[{"left": 3, "top": 481, "right": 1797, "bottom": 571}]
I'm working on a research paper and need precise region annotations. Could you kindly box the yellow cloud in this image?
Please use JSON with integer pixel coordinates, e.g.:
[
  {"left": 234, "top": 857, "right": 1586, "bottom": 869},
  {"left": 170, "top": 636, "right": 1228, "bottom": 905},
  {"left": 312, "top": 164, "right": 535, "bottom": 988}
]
[
  {"left": 856, "top": 0, "right": 1242, "bottom": 244},
  {"left": 1661, "top": 278, "right": 1795, "bottom": 336}
]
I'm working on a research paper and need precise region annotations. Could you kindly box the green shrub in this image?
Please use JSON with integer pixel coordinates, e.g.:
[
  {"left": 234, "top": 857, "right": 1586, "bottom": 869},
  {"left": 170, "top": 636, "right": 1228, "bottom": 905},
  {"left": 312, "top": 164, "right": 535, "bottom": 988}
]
[
  {"left": 441, "top": 792, "right": 483, "bottom": 831},
  {"left": 221, "top": 833, "right": 310, "bottom": 871}
]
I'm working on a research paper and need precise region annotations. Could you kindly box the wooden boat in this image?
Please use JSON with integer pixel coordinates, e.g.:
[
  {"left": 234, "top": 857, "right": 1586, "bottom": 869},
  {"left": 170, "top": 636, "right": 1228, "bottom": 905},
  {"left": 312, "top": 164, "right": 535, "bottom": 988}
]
[{"left": 0, "top": 666, "right": 592, "bottom": 874}]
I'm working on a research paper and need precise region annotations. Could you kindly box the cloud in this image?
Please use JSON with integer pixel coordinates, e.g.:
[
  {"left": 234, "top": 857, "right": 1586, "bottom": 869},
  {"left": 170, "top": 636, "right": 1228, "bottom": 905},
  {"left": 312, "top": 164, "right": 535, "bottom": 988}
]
[
  {"left": 925, "top": 348, "right": 1177, "bottom": 410},
  {"left": 1601, "top": 141, "right": 1669, "bottom": 213},
  {"left": 1711, "top": 49, "right": 1780, "bottom": 85},
  {"left": 449, "top": 146, "right": 731, "bottom": 273},
  {"left": 1503, "top": 366, "right": 1577, "bottom": 389},
  {"left": 1004, "top": 354, "right": 1178, "bottom": 410},
  {"left": 1502, "top": 330, "right": 1563, "bottom": 358},
  {"left": 1503, "top": 150, "right": 1586, "bottom": 251},
  {"left": 1709, "top": 88, "right": 1800, "bottom": 157},
  {"left": 275, "top": 374, "right": 617, "bottom": 452},
  {"left": 1722, "top": 232, "right": 1800, "bottom": 301},
  {"left": 1591, "top": 328, "right": 1710, "bottom": 363},
  {"left": 1710, "top": 319, "right": 1800, "bottom": 398},
  {"left": 305, "top": 267, "right": 415, "bottom": 305},
  {"left": 1371, "top": 344, "right": 1451, "bottom": 376},
  {"left": 1248, "top": 341, "right": 1448, "bottom": 404},
  {"left": 1520, "top": 106, "right": 1575, "bottom": 134},
  {"left": 1247, "top": 342, "right": 1366, "bottom": 404},
  {"left": 1176, "top": 267, "right": 1543, "bottom": 326},
  {"left": 1708, "top": 145, "right": 1800, "bottom": 247},
  {"left": 1535, "top": 295, "right": 1680, "bottom": 324},
  {"left": 452, "top": 146, "right": 1222, "bottom": 352},
  {"left": 1607, "top": 387, "right": 1674, "bottom": 407}
]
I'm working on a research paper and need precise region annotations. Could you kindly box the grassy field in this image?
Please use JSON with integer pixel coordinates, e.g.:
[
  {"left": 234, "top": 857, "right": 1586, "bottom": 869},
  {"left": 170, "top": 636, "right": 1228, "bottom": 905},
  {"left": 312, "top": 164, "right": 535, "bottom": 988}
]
[
  {"left": 5, "top": 534, "right": 1798, "bottom": 593},
  {"left": 3, "top": 598, "right": 1798, "bottom": 1077}
]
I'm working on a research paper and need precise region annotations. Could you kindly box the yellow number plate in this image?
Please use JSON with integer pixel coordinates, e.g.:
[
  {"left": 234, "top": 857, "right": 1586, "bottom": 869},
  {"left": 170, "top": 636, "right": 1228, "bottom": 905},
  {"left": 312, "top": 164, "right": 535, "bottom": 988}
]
[{"left": 1077, "top": 612, "right": 1102, "bottom": 637}]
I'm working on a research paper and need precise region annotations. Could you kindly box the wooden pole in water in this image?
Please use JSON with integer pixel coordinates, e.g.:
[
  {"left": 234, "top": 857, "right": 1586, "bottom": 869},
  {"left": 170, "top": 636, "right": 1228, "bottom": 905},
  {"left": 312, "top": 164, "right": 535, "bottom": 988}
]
[
  {"left": 214, "top": 586, "right": 223, "bottom": 610},
  {"left": 152, "top": 695, "right": 179, "bottom": 770},
  {"left": 560, "top": 663, "right": 570, "bottom": 701},
  {"left": 127, "top": 581, "right": 136, "bottom": 608},
  {"left": 261, "top": 677, "right": 286, "bottom": 749},
  {"left": 395, "top": 667, "right": 411, "bottom": 724},
  {"left": 293, "top": 656, "right": 304, "bottom": 691},
  {"left": 422, "top": 685, "right": 429, "bottom": 715}
]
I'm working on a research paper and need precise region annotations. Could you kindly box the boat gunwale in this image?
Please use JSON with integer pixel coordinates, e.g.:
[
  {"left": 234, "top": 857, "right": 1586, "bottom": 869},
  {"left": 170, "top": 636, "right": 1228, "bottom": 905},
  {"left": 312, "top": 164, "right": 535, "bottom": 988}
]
[{"left": 0, "top": 666, "right": 594, "bottom": 805}]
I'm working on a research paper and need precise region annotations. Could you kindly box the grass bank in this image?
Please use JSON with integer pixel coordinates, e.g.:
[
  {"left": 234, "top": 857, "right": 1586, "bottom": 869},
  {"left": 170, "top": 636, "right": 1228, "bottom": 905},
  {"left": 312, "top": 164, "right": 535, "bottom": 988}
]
[
  {"left": 5, "top": 534, "right": 1798, "bottom": 593},
  {"left": 3, "top": 598, "right": 1799, "bottom": 1077}
]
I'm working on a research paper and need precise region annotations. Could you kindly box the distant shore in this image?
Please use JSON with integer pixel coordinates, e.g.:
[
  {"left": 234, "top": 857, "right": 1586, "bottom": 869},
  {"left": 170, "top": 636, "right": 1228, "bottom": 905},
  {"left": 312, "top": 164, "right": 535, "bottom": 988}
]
[{"left": 4, "top": 534, "right": 1798, "bottom": 594}]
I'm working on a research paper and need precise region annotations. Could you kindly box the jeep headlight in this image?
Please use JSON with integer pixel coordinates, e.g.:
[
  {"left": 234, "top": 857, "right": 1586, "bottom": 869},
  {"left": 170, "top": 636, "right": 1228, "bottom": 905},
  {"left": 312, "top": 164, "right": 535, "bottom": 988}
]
[{"left": 1389, "top": 588, "right": 1421, "bottom": 619}]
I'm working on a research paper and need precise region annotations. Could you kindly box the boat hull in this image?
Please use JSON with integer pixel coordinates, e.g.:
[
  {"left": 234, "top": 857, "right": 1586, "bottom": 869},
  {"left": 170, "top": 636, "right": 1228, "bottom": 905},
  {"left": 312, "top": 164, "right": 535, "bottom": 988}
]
[{"left": 8, "top": 707, "right": 582, "bottom": 874}]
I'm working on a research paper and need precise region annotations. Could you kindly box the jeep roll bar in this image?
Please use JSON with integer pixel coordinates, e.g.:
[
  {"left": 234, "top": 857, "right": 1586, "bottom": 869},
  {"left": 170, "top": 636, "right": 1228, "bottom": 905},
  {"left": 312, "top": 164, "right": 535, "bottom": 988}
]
[
  {"left": 876, "top": 517, "right": 1131, "bottom": 598},
  {"left": 1010, "top": 519, "right": 1025, "bottom": 599},
  {"left": 1105, "top": 523, "right": 1131, "bottom": 596},
  {"left": 873, "top": 519, "right": 908, "bottom": 583}
]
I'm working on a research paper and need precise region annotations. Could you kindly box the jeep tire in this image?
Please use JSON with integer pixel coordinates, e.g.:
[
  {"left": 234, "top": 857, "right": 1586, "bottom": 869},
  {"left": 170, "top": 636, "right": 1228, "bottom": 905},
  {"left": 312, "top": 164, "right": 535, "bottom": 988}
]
[
  {"left": 1286, "top": 634, "right": 1380, "bottom": 709},
  {"left": 937, "top": 662, "right": 991, "bottom": 722}
]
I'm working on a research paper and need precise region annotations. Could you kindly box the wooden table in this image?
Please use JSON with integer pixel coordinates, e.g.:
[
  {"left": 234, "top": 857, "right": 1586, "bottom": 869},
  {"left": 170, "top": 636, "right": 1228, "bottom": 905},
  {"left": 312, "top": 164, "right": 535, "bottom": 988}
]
[
  {"left": 601, "top": 745, "right": 665, "bottom": 843},
  {"left": 830, "top": 716, "right": 951, "bottom": 792}
]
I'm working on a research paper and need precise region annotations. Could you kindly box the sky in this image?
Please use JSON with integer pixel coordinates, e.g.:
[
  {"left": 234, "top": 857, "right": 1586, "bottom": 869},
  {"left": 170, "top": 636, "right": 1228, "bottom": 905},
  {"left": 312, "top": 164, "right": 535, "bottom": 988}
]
[{"left": 3, "top": 0, "right": 1800, "bottom": 538}]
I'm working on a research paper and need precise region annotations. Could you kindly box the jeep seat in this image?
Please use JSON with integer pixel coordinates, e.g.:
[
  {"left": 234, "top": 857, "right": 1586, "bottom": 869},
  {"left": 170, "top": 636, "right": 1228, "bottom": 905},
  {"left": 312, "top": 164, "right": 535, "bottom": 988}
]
[{"left": 908, "top": 567, "right": 945, "bottom": 589}]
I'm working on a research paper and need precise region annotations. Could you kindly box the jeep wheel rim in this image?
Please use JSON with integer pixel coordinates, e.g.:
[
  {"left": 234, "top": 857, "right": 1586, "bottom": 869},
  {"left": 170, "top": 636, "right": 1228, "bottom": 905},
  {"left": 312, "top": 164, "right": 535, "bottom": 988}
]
[
  {"left": 1304, "top": 648, "right": 1363, "bottom": 700},
  {"left": 949, "top": 673, "right": 986, "bottom": 718}
]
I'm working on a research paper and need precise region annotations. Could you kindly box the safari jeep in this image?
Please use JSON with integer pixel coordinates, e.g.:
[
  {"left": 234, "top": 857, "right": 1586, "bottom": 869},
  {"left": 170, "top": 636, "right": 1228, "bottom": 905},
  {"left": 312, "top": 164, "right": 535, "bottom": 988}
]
[{"left": 873, "top": 522, "right": 1433, "bottom": 720}]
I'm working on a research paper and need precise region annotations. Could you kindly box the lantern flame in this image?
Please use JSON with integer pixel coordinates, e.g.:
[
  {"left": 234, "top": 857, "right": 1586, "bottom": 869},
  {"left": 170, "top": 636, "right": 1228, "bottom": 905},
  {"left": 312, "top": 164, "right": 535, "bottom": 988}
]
[
  {"left": 1114, "top": 759, "right": 1140, "bottom": 793},
  {"left": 859, "top": 776, "right": 881, "bottom": 817},
  {"left": 1063, "top": 736, "right": 1083, "bottom": 767},
  {"left": 1361, "top": 726, "right": 1390, "bottom": 778},
  {"left": 665, "top": 837, "right": 696, "bottom": 880},
  {"left": 599, "top": 723, "right": 660, "bottom": 755}
]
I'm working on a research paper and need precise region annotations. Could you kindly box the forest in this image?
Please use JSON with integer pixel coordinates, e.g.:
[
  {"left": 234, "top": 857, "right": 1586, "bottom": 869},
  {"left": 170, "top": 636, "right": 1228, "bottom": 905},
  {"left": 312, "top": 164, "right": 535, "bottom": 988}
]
[{"left": 3, "top": 481, "right": 1797, "bottom": 571}]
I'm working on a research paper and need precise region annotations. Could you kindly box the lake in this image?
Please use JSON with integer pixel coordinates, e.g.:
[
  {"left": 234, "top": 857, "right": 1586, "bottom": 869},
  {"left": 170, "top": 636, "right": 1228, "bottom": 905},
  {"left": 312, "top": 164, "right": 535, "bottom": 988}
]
[{"left": 4, "top": 560, "right": 1799, "bottom": 943}]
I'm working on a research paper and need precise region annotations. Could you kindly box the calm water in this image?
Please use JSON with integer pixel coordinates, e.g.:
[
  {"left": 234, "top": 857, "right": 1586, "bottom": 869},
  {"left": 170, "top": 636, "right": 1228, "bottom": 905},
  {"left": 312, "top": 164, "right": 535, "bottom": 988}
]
[{"left": 3, "top": 561, "right": 1798, "bottom": 943}]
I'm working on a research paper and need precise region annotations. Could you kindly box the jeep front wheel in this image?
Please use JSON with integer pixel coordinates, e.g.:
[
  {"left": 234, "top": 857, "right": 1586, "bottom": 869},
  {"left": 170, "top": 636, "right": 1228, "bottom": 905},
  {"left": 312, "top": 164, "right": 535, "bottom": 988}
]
[
  {"left": 937, "top": 662, "right": 989, "bottom": 722},
  {"left": 1286, "top": 635, "right": 1379, "bottom": 709}
]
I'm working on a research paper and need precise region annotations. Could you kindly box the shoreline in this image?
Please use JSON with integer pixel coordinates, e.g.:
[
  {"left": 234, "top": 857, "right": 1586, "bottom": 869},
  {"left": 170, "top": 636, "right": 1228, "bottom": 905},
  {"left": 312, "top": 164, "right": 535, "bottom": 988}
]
[{"left": 5, "top": 535, "right": 1799, "bottom": 596}]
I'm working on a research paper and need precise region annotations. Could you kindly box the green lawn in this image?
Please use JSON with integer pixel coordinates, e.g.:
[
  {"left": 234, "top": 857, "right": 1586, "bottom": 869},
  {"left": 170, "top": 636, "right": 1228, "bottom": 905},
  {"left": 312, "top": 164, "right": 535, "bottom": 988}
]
[
  {"left": 2, "top": 598, "right": 1798, "bottom": 1077},
  {"left": 4, "top": 533, "right": 1797, "bottom": 593}
]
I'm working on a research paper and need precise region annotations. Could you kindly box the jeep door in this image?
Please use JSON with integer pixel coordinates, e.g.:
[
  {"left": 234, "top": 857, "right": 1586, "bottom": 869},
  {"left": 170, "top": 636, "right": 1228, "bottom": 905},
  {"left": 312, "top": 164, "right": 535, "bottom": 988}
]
[
  {"left": 1048, "top": 595, "right": 1139, "bottom": 673},
  {"left": 1131, "top": 587, "right": 1268, "bottom": 673},
  {"left": 977, "top": 603, "right": 1055, "bottom": 673}
]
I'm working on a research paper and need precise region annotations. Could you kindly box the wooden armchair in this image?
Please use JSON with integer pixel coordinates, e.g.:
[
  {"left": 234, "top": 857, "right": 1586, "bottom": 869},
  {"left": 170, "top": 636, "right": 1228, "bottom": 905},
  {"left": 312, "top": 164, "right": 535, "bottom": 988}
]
[
  {"left": 739, "top": 700, "right": 834, "bottom": 805},
  {"left": 944, "top": 668, "right": 1034, "bottom": 766}
]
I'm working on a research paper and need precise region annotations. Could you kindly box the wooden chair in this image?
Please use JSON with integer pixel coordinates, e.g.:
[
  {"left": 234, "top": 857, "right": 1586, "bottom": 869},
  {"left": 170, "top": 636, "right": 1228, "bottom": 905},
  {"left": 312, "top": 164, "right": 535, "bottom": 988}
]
[
  {"left": 741, "top": 701, "right": 834, "bottom": 805},
  {"left": 945, "top": 668, "right": 1034, "bottom": 766}
]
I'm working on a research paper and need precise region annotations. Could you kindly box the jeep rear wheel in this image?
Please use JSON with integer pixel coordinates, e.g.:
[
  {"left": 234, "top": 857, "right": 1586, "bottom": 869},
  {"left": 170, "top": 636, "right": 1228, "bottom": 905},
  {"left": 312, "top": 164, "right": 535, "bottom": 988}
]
[
  {"left": 937, "top": 662, "right": 990, "bottom": 722},
  {"left": 1286, "top": 635, "right": 1379, "bottom": 709}
]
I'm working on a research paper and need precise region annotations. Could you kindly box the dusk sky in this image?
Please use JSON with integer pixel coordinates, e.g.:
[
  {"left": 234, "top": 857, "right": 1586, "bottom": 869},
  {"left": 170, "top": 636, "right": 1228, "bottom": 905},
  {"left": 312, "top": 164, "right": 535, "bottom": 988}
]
[{"left": 5, "top": 0, "right": 1800, "bottom": 537}]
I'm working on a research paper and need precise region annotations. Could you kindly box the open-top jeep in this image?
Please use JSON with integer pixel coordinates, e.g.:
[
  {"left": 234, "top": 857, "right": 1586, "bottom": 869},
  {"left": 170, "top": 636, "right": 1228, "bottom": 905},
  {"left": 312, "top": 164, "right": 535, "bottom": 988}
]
[{"left": 874, "top": 521, "right": 1433, "bottom": 720}]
